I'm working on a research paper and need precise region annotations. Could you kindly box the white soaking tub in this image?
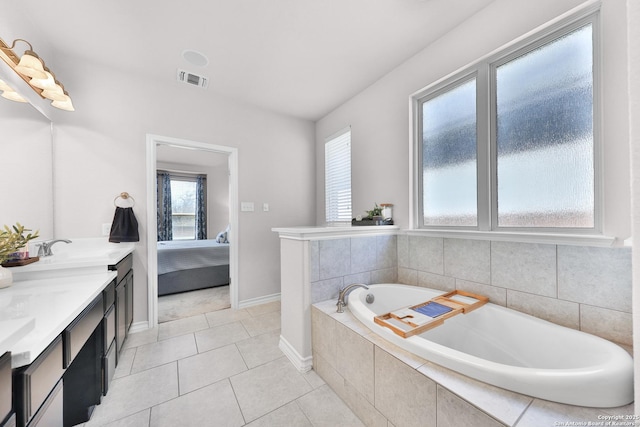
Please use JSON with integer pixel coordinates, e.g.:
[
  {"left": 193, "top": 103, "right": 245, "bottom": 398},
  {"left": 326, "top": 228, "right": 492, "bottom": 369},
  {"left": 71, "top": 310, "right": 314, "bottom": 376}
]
[{"left": 347, "top": 284, "right": 633, "bottom": 408}]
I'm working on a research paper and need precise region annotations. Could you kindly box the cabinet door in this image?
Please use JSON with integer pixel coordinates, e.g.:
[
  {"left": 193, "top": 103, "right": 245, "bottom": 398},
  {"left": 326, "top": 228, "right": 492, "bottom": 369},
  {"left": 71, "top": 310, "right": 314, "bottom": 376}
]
[
  {"left": 115, "top": 281, "right": 126, "bottom": 358},
  {"left": 125, "top": 270, "right": 134, "bottom": 333},
  {"left": 102, "top": 340, "right": 116, "bottom": 396},
  {"left": 26, "top": 380, "right": 62, "bottom": 427}
]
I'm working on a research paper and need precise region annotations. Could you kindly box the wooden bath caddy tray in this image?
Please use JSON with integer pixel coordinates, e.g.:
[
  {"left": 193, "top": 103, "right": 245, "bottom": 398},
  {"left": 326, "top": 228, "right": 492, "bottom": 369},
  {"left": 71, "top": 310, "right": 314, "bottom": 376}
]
[{"left": 373, "top": 290, "right": 488, "bottom": 338}]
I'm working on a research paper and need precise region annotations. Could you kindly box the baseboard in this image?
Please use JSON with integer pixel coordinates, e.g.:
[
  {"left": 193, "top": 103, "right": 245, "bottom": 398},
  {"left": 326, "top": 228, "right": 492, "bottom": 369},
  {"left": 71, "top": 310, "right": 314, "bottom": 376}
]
[
  {"left": 279, "top": 335, "right": 313, "bottom": 373},
  {"left": 238, "top": 292, "right": 281, "bottom": 309},
  {"left": 129, "top": 321, "right": 150, "bottom": 334}
]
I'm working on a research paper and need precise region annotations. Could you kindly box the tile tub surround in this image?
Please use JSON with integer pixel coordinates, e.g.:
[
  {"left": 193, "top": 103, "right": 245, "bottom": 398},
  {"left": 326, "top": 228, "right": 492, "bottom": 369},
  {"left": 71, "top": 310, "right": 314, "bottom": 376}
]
[
  {"left": 397, "top": 235, "right": 633, "bottom": 347},
  {"left": 312, "top": 301, "right": 635, "bottom": 427},
  {"left": 310, "top": 234, "right": 398, "bottom": 303},
  {"left": 275, "top": 227, "right": 631, "bottom": 374}
]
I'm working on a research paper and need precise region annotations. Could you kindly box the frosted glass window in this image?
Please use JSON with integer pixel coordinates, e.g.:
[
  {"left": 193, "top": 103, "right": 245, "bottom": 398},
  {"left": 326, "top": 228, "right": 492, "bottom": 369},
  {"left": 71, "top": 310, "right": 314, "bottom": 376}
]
[
  {"left": 422, "top": 78, "right": 477, "bottom": 226},
  {"left": 495, "top": 24, "right": 594, "bottom": 228},
  {"left": 325, "top": 128, "right": 352, "bottom": 223}
]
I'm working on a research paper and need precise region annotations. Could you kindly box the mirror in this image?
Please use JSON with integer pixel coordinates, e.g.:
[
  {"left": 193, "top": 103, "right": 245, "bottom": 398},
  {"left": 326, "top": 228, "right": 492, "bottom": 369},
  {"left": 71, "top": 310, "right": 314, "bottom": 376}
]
[{"left": 0, "top": 90, "right": 54, "bottom": 240}]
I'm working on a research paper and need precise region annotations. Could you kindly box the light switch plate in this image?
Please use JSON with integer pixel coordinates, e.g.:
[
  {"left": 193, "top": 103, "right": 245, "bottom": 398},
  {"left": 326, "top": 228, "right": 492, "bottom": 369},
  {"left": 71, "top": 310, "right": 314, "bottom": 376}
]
[
  {"left": 102, "top": 223, "right": 111, "bottom": 236},
  {"left": 241, "top": 202, "right": 254, "bottom": 212}
]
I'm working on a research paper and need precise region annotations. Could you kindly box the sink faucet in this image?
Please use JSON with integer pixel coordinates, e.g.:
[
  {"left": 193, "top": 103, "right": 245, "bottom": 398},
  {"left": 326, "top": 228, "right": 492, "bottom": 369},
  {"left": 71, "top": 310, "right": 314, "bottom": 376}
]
[
  {"left": 336, "top": 283, "right": 369, "bottom": 313},
  {"left": 36, "top": 239, "right": 72, "bottom": 257}
]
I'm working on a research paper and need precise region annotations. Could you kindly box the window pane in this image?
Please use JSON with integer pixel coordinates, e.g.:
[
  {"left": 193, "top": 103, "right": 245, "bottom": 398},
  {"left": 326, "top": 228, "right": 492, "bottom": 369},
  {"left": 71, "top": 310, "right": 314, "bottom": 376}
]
[
  {"left": 171, "top": 180, "right": 197, "bottom": 239},
  {"left": 496, "top": 24, "right": 594, "bottom": 228},
  {"left": 422, "top": 78, "right": 477, "bottom": 226},
  {"left": 325, "top": 130, "right": 352, "bottom": 222}
]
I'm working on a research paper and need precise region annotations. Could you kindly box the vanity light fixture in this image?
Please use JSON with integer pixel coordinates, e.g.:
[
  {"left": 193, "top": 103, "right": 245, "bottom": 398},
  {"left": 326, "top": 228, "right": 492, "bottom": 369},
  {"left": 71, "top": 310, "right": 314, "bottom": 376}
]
[
  {"left": 0, "top": 79, "right": 27, "bottom": 102},
  {"left": 0, "top": 37, "right": 74, "bottom": 111}
]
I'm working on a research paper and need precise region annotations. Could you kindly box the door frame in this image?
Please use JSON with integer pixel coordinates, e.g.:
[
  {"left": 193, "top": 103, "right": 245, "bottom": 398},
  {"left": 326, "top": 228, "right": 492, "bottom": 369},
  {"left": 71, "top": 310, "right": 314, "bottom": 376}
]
[{"left": 146, "top": 134, "right": 239, "bottom": 328}]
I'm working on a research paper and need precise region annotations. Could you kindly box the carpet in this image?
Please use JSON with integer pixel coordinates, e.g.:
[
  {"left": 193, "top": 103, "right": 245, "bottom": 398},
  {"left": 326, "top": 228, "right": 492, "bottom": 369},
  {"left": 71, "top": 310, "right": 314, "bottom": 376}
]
[{"left": 158, "top": 285, "right": 230, "bottom": 323}]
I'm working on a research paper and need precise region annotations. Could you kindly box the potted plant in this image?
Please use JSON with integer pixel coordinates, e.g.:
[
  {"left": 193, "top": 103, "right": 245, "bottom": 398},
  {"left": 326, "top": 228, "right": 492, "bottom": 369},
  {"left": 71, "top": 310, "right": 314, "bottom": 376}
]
[{"left": 0, "top": 223, "right": 39, "bottom": 288}]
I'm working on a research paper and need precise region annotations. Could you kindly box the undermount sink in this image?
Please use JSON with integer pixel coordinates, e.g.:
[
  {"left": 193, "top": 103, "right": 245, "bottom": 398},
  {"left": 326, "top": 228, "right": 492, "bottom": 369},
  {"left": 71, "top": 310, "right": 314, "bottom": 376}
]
[{"left": 10, "top": 238, "right": 135, "bottom": 281}]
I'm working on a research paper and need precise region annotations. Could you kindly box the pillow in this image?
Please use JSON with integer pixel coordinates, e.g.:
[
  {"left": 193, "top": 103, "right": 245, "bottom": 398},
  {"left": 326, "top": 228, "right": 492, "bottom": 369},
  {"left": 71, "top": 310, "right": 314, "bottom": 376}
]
[{"left": 215, "top": 231, "right": 227, "bottom": 243}]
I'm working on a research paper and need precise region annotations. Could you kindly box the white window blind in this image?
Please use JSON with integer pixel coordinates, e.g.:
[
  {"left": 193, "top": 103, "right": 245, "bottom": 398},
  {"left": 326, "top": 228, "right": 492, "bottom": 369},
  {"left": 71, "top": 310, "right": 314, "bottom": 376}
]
[{"left": 325, "top": 128, "right": 352, "bottom": 223}]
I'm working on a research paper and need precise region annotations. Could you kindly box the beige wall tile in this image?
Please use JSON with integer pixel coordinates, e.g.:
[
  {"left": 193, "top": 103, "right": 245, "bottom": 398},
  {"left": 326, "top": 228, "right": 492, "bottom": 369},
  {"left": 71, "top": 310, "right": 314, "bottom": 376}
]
[
  {"left": 409, "top": 236, "right": 444, "bottom": 274},
  {"left": 418, "top": 271, "right": 456, "bottom": 292},
  {"left": 436, "top": 386, "right": 506, "bottom": 427},
  {"left": 507, "top": 290, "right": 579, "bottom": 330},
  {"left": 311, "top": 306, "right": 337, "bottom": 368},
  {"left": 558, "top": 246, "right": 632, "bottom": 312},
  {"left": 336, "top": 322, "right": 375, "bottom": 404},
  {"left": 456, "top": 279, "right": 507, "bottom": 307},
  {"left": 491, "top": 241, "right": 556, "bottom": 297},
  {"left": 374, "top": 347, "right": 437, "bottom": 427},
  {"left": 580, "top": 304, "right": 633, "bottom": 346},
  {"left": 444, "top": 239, "right": 490, "bottom": 284}
]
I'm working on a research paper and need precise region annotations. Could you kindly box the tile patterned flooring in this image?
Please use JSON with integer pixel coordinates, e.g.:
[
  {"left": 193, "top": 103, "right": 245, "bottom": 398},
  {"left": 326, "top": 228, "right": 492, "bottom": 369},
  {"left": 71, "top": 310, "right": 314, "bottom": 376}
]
[{"left": 79, "top": 301, "right": 364, "bottom": 427}]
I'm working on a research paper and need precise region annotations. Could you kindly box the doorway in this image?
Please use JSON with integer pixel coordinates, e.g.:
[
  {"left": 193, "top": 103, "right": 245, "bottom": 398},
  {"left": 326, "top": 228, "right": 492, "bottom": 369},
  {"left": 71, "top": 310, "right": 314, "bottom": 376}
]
[{"left": 146, "top": 134, "right": 239, "bottom": 329}]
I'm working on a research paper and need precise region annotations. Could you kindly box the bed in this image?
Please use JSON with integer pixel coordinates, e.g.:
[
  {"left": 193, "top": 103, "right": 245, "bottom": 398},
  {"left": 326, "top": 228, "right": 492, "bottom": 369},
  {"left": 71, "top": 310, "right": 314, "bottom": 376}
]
[{"left": 157, "top": 239, "right": 230, "bottom": 296}]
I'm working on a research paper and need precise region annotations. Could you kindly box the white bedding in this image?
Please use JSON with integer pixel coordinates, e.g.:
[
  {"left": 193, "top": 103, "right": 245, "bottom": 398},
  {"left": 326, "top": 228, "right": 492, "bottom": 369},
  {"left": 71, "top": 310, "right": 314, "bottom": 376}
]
[{"left": 157, "top": 240, "right": 229, "bottom": 275}]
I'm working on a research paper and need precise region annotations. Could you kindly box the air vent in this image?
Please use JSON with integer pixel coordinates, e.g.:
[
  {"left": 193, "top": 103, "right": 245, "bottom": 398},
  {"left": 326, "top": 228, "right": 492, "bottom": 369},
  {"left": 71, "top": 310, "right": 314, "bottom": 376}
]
[{"left": 177, "top": 69, "right": 209, "bottom": 89}]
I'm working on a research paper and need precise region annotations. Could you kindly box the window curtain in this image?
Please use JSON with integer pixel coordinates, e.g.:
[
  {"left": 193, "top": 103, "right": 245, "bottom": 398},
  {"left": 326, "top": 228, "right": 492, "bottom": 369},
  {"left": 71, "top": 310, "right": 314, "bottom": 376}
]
[
  {"left": 157, "top": 171, "right": 173, "bottom": 241},
  {"left": 195, "top": 174, "right": 207, "bottom": 240}
]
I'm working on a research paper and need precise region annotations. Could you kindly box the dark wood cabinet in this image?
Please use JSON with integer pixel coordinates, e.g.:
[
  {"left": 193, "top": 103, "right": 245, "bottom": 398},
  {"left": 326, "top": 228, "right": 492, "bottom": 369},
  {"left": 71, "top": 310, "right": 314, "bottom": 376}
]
[
  {"left": 0, "top": 353, "right": 13, "bottom": 426},
  {"left": 13, "top": 337, "right": 64, "bottom": 427},
  {"left": 109, "top": 254, "right": 134, "bottom": 360}
]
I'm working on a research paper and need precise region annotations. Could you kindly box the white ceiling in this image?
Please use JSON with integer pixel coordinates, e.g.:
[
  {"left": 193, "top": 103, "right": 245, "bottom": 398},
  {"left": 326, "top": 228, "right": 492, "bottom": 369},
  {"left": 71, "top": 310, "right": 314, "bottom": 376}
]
[{"left": 19, "top": 0, "right": 495, "bottom": 121}]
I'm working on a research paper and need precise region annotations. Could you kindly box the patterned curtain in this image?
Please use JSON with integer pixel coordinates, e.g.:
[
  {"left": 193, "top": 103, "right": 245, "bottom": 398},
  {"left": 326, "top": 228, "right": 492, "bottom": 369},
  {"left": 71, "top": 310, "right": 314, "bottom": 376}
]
[
  {"left": 195, "top": 174, "right": 207, "bottom": 240},
  {"left": 157, "top": 171, "right": 173, "bottom": 241}
]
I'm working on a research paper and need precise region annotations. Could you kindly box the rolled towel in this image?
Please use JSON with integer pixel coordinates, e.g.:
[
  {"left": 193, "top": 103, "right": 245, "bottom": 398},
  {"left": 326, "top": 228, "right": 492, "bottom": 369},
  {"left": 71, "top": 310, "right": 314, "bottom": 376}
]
[{"left": 109, "top": 207, "right": 139, "bottom": 243}]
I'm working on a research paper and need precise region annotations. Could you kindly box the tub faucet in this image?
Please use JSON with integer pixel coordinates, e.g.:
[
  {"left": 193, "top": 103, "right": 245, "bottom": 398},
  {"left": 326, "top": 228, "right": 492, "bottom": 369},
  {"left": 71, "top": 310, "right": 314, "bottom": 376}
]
[
  {"left": 36, "top": 239, "right": 72, "bottom": 257},
  {"left": 336, "top": 283, "right": 369, "bottom": 313}
]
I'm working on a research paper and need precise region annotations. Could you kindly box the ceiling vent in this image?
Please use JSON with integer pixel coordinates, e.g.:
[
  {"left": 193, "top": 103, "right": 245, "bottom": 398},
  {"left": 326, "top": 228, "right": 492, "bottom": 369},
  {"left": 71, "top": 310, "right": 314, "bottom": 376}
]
[{"left": 177, "top": 69, "right": 209, "bottom": 89}]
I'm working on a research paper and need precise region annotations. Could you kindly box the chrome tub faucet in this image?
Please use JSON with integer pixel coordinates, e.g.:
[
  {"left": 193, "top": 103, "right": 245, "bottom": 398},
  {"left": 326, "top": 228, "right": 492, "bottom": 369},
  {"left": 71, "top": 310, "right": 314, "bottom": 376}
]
[{"left": 336, "top": 283, "right": 369, "bottom": 313}]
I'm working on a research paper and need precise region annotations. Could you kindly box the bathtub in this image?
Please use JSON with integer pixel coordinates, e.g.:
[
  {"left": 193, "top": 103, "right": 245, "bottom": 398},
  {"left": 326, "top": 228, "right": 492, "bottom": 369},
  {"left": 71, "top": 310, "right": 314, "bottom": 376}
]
[{"left": 348, "top": 284, "right": 633, "bottom": 408}]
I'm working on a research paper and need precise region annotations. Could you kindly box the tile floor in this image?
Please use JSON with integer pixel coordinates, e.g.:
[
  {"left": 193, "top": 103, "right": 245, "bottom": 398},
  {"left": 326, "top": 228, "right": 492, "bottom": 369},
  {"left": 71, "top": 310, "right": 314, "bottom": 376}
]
[{"left": 78, "top": 301, "right": 365, "bottom": 427}]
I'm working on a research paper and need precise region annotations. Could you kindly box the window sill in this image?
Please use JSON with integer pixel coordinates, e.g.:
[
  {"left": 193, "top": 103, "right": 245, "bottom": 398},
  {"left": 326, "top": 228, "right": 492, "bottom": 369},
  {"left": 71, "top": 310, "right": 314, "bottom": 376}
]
[{"left": 404, "top": 229, "right": 619, "bottom": 247}]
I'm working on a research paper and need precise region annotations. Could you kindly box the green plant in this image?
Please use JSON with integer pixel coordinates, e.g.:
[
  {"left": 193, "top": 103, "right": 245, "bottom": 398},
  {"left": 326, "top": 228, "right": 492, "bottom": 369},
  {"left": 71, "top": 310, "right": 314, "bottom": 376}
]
[
  {"left": 0, "top": 223, "right": 39, "bottom": 264},
  {"left": 365, "top": 203, "right": 383, "bottom": 219}
]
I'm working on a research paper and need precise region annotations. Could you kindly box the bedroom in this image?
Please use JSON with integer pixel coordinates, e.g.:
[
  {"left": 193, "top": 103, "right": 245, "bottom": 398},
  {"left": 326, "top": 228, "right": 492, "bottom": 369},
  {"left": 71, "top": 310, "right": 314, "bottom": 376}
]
[{"left": 155, "top": 143, "right": 232, "bottom": 322}]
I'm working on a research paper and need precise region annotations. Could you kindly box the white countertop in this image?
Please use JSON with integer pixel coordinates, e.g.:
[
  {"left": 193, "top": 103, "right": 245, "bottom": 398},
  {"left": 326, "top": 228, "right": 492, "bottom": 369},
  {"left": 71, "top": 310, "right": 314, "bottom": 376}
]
[
  {"left": 0, "top": 272, "right": 117, "bottom": 368},
  {"left": 11, "top": 238, "right": 134, "bottom": 281},
  {"left": 272, "top": 225, "right": 399, "bottom": 240},
  {"left": 0, "top": 238, "right": 134, "bottom": 368},
  {"left": 0, "top": 317, "right": 35, "bottom": 356}
]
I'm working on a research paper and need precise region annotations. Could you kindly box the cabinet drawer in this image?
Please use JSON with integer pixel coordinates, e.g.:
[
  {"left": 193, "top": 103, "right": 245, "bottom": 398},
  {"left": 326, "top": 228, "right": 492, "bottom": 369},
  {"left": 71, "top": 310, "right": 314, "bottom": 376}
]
[
  {"left": 102, "top": 341, "right": 116, "bottom": 396},
  {"left": 0, "top": 352, "right": 11, "bottom": 423},
  {"left": 0, "top": 413, "right": 15, "bottom": 427},
  {"left": 15, "top": 336, "right": 64, "bottom": 426},
  {"left": 63, "top": 293, "right": 103, "bottom": 367},
  {"left": 103, "top": 305, "right": 116, "bottom": 350},
  {"left": 27, "top": 380, "right": 62, "bottom": 427},
  {"left": 108, "top": 254, "right": 132, "bottom": 283},
  {"left": 103, "top": 280, "right": 115, "bottom": 312}
]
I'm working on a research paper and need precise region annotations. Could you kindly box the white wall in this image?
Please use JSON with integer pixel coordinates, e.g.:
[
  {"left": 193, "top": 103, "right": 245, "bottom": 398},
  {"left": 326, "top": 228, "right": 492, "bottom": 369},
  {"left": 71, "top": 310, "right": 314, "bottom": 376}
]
[
  {"left": 315, "top": 0, "right": 631, "bottom": 242},
  {"left": 0, "top": 101, "right": 54, "bottom": 240},
  {"left": 0, "top": 5, "right": 317, "bottom": 322},
  {"left": 48, "top": 58, "right": 316, "bottom": 318}
]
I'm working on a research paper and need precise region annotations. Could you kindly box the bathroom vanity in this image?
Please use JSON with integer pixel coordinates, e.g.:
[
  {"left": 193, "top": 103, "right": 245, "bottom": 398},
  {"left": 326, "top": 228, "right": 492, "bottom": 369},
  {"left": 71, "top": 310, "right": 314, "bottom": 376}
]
[{"left": 0, "top": 240, "right": 134, "bottom": 427}]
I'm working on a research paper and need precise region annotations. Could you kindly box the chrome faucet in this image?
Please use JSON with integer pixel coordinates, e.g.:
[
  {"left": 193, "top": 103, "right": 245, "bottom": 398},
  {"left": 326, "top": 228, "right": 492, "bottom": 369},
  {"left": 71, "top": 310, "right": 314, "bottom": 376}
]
[
  {"left": 36, "top": 239, "right": 72, "bottom": 257},
  {"left": 336, "top": 283, "right": 369, "bottom": 313}
]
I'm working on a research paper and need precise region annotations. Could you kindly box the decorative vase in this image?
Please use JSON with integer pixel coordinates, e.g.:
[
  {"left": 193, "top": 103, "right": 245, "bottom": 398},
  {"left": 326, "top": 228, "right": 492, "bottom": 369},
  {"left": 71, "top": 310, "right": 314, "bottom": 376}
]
[{"left": 0, "top": 265, "right": 12, "bottom": 288}]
